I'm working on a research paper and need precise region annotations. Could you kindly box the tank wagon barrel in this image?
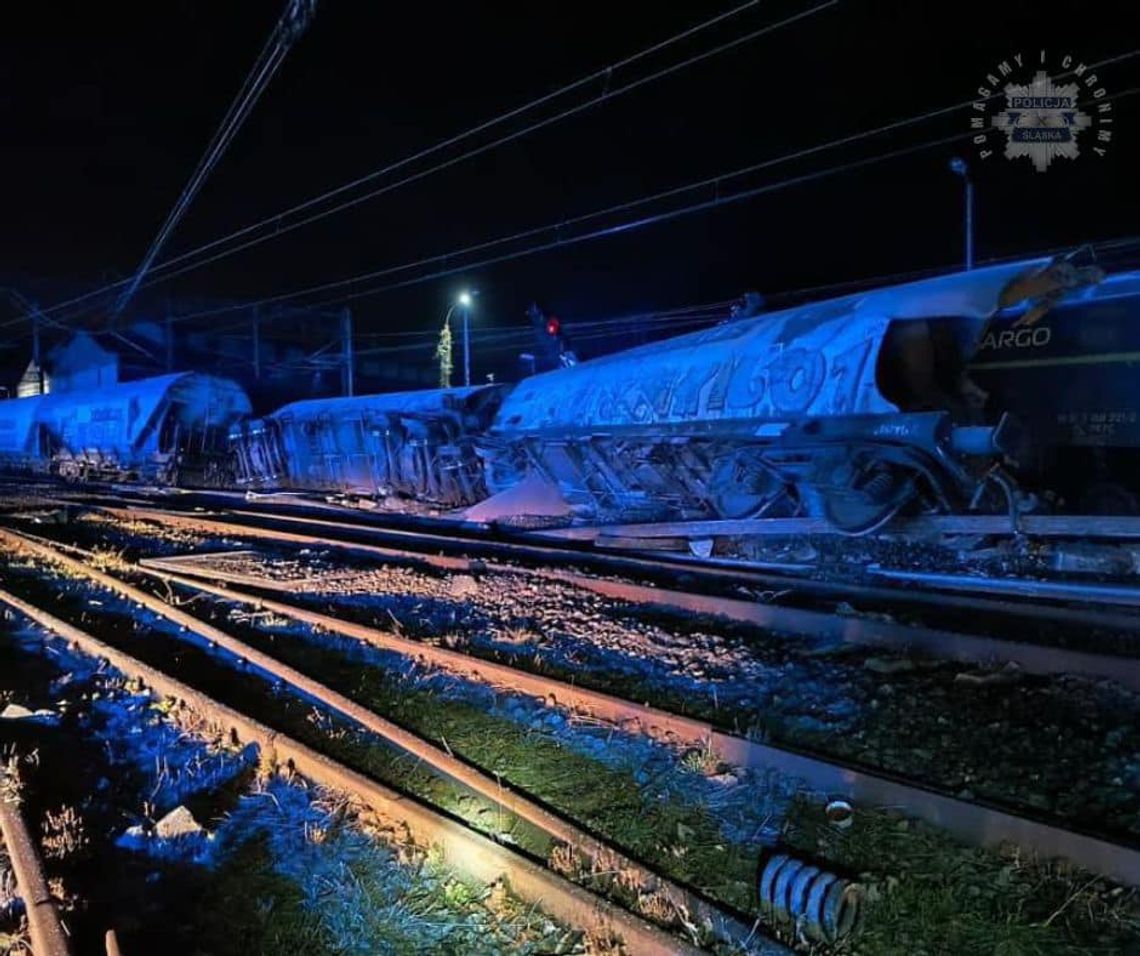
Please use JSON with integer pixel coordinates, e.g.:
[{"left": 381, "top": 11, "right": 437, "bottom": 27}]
[{"left": 483, "top": 256, "right": 1108, "bottom": 532}]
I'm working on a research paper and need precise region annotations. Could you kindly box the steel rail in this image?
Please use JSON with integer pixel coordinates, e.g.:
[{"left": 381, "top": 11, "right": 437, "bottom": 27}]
[
  {"left": 0, "top": 787, "right": 72, "bottom": 956},
  {"left": 0, "top": 529, "right": 778, "bottom": 954},
  {"left": 0, "top": 585, "right": 720, "bottom": 956},
  {"left": 87, "top": 505, "right": 1140, "bottom": 692},
  {"left": 112, "top": 501, "right": 1140, "bottom": 628},
  {"left": 868, "top": 565, "right": 1140, "bottom": 608},
  {"left": 533, "top": 514, "right": 1140, "bottom": 541},
  {"left": 26, "top": 493, "right": 1140, "bottom": 633},
  {"left": 11, "top": 529, "right": 1132, "bottom": 888},
  {"left": 143, "top": 570, "right": 1140, "bottom": 887}
]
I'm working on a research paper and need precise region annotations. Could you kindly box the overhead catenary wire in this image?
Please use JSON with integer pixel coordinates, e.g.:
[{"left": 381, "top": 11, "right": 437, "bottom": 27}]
[
  {"left": 172, "top": 76, "right": 1140, "bottom": 324},
  {"left": 24, "top": 0, "right": 827, "bottom": 329},
  {"left": 148, "top": 134, "right": 998, "bottom": 322},
  {"left": 114, "top": 230, "right": 1140, "bottom": 378},
  {"left": 19, "top": 47, "right": 1135, "bottom": 341},
  {"left": 111, "top": 0, "right": 316, "bottom": 318}
]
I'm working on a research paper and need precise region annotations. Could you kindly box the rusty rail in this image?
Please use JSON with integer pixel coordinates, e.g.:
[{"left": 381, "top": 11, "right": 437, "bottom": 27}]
[
  {"left": 0, "top": 528, "right": 780, "bottom": 954},
  {"left": 0, "top": 788, "right": 72, "bottom": 956},
  {"left": 99, "top": 505, "right": 1140, "bottom": 692},
  {"left": 0, "top": 586, "right": 722, "bottom": 956},
  {"left": 141, "top": 566, "right": 1140, "bottom": 887},
  {"left": 7, "top": 524, "right": 1140, "bottom": 889},
  {"left": 43, "top": 498, "right": 1140, "bottom": 634},
  {"left": 14, "top": 521, "right": 1133, "bottom": 889}
]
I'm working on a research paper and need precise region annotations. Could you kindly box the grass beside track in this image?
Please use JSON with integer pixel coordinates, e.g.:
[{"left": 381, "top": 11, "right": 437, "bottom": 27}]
[{"left": 4, "top": 529, "right": 1140, "bottom": 954}]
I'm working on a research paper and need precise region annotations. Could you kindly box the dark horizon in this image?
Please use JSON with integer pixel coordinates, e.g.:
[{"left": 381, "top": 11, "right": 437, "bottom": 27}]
[{"left": 2, "top": 0, "right": 1137, "bottom": 385}]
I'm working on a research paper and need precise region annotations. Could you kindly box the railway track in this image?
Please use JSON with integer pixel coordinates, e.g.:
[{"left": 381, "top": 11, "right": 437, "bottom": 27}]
[
  {"left": 0, "top": 526, "right": 807, "bottom": 952},
  {"left": 21, "top": 480, "right": 1140, "bottom": 622},
  {"left": 4, "top": 519, "right": 1140, "bottom": 885},
  {"left": 0, "top": 572, "right": 772, "bottom": 955},
  {"left": 4, "top": 492, "right": 1140, "bottom": 950},
  {"left": 51, "top": 497, "right": 1140, "bottom": 694}
]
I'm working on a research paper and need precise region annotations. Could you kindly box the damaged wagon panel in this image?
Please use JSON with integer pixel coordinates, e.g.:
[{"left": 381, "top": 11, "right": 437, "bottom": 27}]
[
  {"left": 230, "top": 385, "right": 505, "bottom": 508},
  {"left": 492, "top": 259, "right": 1053, "bottom": 439}
]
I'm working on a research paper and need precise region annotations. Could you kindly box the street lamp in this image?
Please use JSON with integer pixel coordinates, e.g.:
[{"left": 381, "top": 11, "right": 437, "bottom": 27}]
[
  {"left": 457, "top": 290, "right": 476, "bottom": 386},
  {"left": 949, "top": 157, "right": 974, "bottom": 271}
]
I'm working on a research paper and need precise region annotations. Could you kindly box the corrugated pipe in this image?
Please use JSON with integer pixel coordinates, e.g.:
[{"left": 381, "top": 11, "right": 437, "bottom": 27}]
[{"left": 757, "top": 850, "right": 862, "bottom": 943}]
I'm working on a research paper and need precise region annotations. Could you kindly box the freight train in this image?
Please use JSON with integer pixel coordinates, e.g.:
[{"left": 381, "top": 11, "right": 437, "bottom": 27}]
[
  {"left": 4, "top": 253, "right": 1138, "bottom": 534},
  {"left": 0, "top": 372, "right": 251, "bottom": 485}
]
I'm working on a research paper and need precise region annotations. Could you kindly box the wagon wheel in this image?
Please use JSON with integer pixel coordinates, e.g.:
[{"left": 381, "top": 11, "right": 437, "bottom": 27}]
[
  {"left": 708, "top": 452, "right": 792, "bottom": 520},
  {"left": 821, "top": 462, "right": 916, "bottom": 536}
]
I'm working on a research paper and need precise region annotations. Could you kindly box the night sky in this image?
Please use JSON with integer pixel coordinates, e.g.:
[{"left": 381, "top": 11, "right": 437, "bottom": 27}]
[{"left": 1, "top": 0, "right": 1137, "bottom": 380}]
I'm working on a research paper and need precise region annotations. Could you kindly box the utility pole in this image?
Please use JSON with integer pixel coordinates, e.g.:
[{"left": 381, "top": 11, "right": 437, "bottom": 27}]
[
  {"left": 462, "top": 303, "right": 471, "bottom": 387},
  {"left": 341, "top": 307, "right": 354, "bottom": 396},
  {"left": 454, "top": 290, "right": 474, "bottom": 387},
  {"left": 252, "top": 306, "right": 261, "bottom": 380}
]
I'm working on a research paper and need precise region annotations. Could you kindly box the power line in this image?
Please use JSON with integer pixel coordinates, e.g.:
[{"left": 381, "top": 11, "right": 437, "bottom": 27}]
[
  {"left": 31, "top": 47, "right": 1133, "bottom": 337},
  {"left": 150, "top": 137, "right": 980, "bottom": 321},
  {"left": 111, "top": 0, "right": 318, "bottom": 318},
  {"left": 136, "top": 231, "right": 1140, "bottom": 379},
  {"left": 9, "top": 50, "right": 1136, "bottom": 342},
  {"left": 163, "top": 77, "right": 1140, "bottom": 323},
  {"left": 25, "top": 0, "right": 833, "bottom": 328},
  {"left": 60, "top": 41, "right": 1140, "bottom": 330}
]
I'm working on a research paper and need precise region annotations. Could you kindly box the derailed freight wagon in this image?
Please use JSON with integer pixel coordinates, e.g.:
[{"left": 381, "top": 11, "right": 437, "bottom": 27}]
[
  {"left": 229, "top": 385, "right": 505, "bottom": 507},
  {"left": 485, "top": 256, "right": 1103, "bottom": 532},
  {"left": 0, "top": 372, "right": 251, "bottom": 485}
]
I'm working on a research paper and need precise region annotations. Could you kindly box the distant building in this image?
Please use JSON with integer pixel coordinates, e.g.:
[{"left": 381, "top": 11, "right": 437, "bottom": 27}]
[
  {"left": 16, "top": 361, "right": 48, "bottom": 397},
  {"left": 14, "top": 332, "right": 118, "bottom": 397}
]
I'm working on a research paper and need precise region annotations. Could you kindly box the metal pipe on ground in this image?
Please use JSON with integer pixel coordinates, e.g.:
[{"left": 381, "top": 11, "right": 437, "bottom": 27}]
[
  {"left": 868, "top": 565, "right": 1140, "bottom": 608},
  {"left": 0, "top": 790, "right": 72, "bottom": 956},
  {"left": 0, "top": 529, "right": 778, "bottom": 955},
  {"left": 0, "top": 587, "right": 717, "bottom": 956}
]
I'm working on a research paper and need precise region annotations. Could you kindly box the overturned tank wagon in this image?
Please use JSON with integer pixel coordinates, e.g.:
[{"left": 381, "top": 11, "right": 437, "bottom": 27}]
[
  {"left": 230, "top": 385, "right": 506, "bottom": 508},
  {"left": 485, "top": 257, "right": 1103, "bottom": 533},
  {"left": 0, "top": 373, "right": 252, "bottom": 485}
]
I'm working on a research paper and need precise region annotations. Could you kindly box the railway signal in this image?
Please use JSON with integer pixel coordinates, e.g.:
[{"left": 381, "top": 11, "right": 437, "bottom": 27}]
[{"left": 528, "top": 303, "right": 577, "bottom": 371}]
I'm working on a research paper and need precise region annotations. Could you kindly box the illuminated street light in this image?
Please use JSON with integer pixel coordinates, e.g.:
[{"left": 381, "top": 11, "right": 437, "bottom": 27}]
[{"left": 457, "top": 290, "right": 477, "bottom": 386}]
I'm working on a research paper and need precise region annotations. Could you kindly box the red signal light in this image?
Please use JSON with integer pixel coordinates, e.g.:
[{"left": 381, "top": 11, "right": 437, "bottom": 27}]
[{"left": 545, "top": 316, "right": 561, "bottom": 336}]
